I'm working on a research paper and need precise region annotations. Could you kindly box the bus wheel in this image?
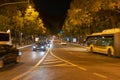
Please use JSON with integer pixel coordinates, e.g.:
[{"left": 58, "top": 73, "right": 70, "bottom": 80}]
[
  {"left": 108, "top": 49, "right": 112, "bottom": 57},
  {"left": 90, "top": 47, "right": 93, "bottom": 53},
  {"left": 0, "top": 60, "right": 4, "bottom": 68}
]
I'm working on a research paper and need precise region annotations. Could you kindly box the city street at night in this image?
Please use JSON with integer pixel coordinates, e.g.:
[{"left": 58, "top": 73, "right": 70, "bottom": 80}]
[
  {"left": 0, "top": 41, "right": 120, "bottom": 80},
  {"left": 1, "top": 1, "right": 120, "bottom": 80}
]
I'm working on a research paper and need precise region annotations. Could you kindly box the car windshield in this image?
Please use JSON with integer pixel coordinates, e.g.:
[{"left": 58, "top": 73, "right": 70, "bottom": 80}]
[{"left": 40, "top": 42, "right": 46, "bottom": 46}]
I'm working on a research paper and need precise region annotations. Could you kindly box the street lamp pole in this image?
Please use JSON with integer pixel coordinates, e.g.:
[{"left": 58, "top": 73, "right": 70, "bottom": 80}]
[
  {"left": 28, "top": 0, "right": 30, "bottom": 4},
  {"left": 0, "top": 1, "right": 28, "bottom": 7}
]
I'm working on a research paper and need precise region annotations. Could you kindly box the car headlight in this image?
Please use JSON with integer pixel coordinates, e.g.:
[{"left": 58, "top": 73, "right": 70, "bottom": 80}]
[
  {"left": 33, "top": 46, "right": 36, "bottom": 48},
  {"left": 41, "top": 46, "right": 44, "bottom": 49},
  {"left": 18, "top": 51, "right": 22, "bottom": 56}
]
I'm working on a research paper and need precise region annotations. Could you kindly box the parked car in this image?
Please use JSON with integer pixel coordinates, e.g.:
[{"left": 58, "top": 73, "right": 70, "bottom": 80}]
[
  {"left": 0, "top": 44, "right": 22, "bottom": 68},
  {"left": 32, "top": 42, "right": 46, "bottom": 51}
]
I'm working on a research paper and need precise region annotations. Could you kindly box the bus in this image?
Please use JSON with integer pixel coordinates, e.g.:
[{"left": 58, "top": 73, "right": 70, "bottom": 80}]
[{"left": 85, "top": 28, "right": 120, "bottom": 57}]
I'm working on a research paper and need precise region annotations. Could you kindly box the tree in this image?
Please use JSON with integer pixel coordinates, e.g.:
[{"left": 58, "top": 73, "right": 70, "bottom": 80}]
[
  {"left": 63, "top": 8, "right": 92, "bottom": 43},
  {"left": 63, "top": 0, "right": 120, "bottom": 36},
  {"left": 0, "top": 1, "right": 48, "bottom": 45},
  {"left": 0, "top": 15, "right": 10, "bottom": 31},
  {"left": 24, "top": 6, "right": 47, "bottom": 41}
]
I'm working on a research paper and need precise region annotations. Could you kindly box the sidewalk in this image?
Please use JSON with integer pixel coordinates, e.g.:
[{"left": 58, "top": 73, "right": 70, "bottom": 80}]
[
  {"left": 17, "top": 44, "right": 33, "bottom": 49},
  {"left": 69, "top": 42, "right": 85, "bottom": 48}
]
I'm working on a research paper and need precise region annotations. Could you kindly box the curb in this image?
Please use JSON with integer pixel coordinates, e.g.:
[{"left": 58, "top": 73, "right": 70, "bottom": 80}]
[{"left": 17, "top": 44, "right": 33, "bottom": 49}]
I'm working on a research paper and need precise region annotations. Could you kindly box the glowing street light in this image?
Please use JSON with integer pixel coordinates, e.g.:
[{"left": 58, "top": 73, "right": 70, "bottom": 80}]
[{"left": 28, "top": 5, "right": 32, "bottom": 9}]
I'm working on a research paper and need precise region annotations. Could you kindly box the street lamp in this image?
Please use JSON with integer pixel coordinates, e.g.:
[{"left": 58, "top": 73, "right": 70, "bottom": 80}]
[{"left": 28, "top": 5, "right": 32, "bottom": 9}]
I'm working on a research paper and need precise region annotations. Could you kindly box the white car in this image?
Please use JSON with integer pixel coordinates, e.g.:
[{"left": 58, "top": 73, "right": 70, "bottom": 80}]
[{"left": 60, "top": 41, "right": 67, "bottom": 45}]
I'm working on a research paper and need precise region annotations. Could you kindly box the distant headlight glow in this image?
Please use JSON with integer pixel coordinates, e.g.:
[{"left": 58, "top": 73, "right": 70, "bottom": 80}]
[
  {"left": 33, "top": 46, "right": 36, "bottom": 48},
  {"left": 18, "top": 51, "right": 22, "bottom": 56},
  {"left": 41, "top": 46, "right": 44, "bottom": 49}
]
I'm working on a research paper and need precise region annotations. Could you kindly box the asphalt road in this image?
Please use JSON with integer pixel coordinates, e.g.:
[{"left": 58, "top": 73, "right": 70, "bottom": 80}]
[{"left": 0, "top": 41, "right": 120, "bottom": 80}]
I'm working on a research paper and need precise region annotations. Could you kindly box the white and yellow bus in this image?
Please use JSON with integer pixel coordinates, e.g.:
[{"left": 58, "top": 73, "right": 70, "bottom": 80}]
[{"left": 85, "top": 28, "right": 120, "bottom": 57}]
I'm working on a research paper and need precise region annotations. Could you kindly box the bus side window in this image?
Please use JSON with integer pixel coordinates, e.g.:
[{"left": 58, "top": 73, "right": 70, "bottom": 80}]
[
  {"left": 86, "top": 38, "right": 93, "bottom": 46},
  {"left": 101, "top": 38, "right": 113, "bottom": 46},
  {"left": 108, "top": 40, "right": 113, "bottom": 46},
  {"left": 95, "top": 39, "right": 101, "bottom": 46},
  {"left": 101, "top": 40, "right": 107, "bottom": 46}
]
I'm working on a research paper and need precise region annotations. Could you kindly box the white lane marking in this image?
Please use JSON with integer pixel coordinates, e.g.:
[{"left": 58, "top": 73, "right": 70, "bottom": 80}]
[
  {"left": 93, "top": 73, "right": 108, "bottom": 79},
  {"left": 51, "top": 49, "right": 109, "bottom": 79},
  {"left": 23, "top": 75, "right": 32, "bottom": 80},
  {"left": 50, "top": 49, "right": 87, "bottom": 71},
  {"left": 12, "top": 49, "right": 50, "bottom": 80},
  {"left": 54, "top": 63, "right": 73, "bottom": 67},
  {"left": 44, "top": 58, "right": 59, "bottom": 62},
  {"left": 42, "top": 60, "right": 63, "bottom": 64},
  {"left": 41, "top": 63, "right": 73, "bottom": 67}
]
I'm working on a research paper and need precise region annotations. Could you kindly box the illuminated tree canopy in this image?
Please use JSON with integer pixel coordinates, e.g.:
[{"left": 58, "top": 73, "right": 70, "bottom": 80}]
[
  {"left": 0, "top": 1, "right": 47, "bottom": 44},
  {"left": 63, "top": 0, "right": 120, "bottom": 38}
]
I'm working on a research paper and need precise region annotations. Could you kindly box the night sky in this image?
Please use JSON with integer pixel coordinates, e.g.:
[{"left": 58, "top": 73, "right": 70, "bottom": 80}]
[{"left": 33, "top": 0, "right": 72, "bottom": 34}]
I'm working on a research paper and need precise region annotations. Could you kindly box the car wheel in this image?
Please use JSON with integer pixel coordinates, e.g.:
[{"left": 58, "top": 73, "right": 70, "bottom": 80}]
[
  {"left": 0, "top": 60, "right": 4, "bottom": 68},
  {"left": 15, "top": 56, "right": 20, "bottom": 63}
]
